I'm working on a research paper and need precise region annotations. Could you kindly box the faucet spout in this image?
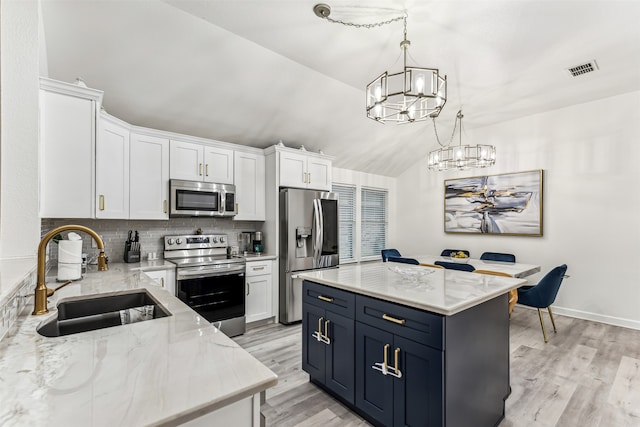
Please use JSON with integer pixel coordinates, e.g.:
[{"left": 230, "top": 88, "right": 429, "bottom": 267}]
[{"left": 33, "top": 225, "right": 108, "bottom": 315}]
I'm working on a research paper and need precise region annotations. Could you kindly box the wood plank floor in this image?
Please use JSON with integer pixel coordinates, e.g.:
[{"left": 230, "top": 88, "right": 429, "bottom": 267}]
[{"left": 234, "top": 308, "right": 640, "bottom": 426}]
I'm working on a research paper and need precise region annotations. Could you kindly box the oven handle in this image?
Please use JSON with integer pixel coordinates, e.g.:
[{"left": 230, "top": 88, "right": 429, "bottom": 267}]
[{"left": 177, "top": 265, "right": 245, "bottom": 280}]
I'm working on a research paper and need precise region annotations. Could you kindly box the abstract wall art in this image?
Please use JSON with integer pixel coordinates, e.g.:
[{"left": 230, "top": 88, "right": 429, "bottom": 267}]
[{"left": 444, "top": 170, "right": 543, "bottom": 236}]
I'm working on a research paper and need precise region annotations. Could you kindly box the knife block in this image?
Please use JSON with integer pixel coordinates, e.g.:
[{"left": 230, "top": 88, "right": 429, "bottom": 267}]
[{"left": 124, "top": 242, "right": 140, "bottom": 263}]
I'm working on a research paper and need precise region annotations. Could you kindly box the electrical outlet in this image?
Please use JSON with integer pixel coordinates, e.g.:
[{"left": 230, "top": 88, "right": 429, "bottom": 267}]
[{"left": 91, "top": 235, "right": 103, "bottom": 249}]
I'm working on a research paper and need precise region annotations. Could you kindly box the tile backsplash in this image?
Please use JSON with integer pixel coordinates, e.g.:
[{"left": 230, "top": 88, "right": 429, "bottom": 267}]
[{"left": 42, "top": 217, "right": 265, "bottom": 264}]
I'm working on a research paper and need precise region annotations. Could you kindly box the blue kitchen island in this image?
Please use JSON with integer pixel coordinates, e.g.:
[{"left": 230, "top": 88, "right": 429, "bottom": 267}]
[{"left": 299, "top": 262, "right": 527, "bottom": 427}]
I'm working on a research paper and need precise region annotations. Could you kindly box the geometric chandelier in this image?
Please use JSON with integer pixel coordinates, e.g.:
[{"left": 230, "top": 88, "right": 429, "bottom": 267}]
[
  {"left": 312, "top": 3, "right": 447, "bottom": 123},
  {"left": 427, "top": 110, "right": 496, "bottom": 171},
  {"left": 365, "top": 14, "right": 447, "bottom": 123}
]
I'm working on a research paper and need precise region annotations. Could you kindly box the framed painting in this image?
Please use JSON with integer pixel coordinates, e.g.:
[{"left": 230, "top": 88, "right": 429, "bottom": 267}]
[{"left": 444, "top": 169, "right": 543, "bottom": 236}]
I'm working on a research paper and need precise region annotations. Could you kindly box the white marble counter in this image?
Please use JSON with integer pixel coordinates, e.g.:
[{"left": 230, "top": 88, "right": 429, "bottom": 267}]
[
  {"left": 242, "top": 253, "right": 277, "bottom": 262},
  {"left": 0, "top": 263, "right": 277, "bottom": 426},
  {"left": 298, "top": 262, "right": 528, "bottom": 316}
]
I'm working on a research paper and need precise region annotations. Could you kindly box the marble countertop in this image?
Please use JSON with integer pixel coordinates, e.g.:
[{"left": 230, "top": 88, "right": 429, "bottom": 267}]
[
  {"left": 242, "top": 253, "right": 277, "bottom": 262},
  {"left": 298, "top": 262, "right": 528, "bottom": 316},
  {"left": 0, "top": 263, "right": 278, "bottom": 426}
]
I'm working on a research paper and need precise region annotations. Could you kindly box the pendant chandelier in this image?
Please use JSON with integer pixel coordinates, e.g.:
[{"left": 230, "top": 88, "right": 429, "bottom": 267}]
[
  {"left": 313, "top": 4, "right": 447, "bottom": 123},
  {"left": 427, "top": 110, "right": 496, "bottom": 171}
]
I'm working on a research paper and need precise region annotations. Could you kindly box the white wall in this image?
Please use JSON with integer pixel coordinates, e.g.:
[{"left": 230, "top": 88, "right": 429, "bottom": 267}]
[
  {"left": 395, "top": 91, "right": 640, "bottom": 329},
  {"left": 0, "top": 0, "right": 41, "bottom": 259},
  {"left": 333, "top": 167, "right": 397, "bottom": 262}
]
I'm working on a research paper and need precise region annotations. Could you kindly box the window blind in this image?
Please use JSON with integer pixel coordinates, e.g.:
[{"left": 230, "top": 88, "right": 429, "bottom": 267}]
[
  {"left": 332, "top": 184, "right": 356, "bottom": 261},
  {"left": 361, "top": 188, "right": 388, "bottom": 258}
]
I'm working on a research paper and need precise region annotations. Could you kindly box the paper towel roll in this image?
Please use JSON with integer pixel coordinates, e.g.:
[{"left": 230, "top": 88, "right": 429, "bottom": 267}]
[
  {"left": 58, "top": 240, "right": 83, "bottom": 263},
  {"left": 57, "top": 263, "right": 82, "bottom": 281}
]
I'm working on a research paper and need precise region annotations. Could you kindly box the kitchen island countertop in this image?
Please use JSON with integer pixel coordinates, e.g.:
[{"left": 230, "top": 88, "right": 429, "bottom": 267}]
[{"left": 0, "top": 263, "right": 277, "bottom": 426}]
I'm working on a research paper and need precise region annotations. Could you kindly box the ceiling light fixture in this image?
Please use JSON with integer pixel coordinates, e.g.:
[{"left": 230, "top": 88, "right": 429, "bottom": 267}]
[
  {"left": 427, "top": 110, "right": 496, "bottom": 171},
  {"left": 313, "top": 3, "right": 447, "bottom": 123}
]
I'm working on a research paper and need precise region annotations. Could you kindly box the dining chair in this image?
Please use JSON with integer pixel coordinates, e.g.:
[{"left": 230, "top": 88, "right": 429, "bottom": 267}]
[
  {"left": 440, "top": 249, "right": 470, "bottom": 257},
  {"left": 381, "top": 248, "right": 401, "bottom": 262},
  {"left": 474, "top": 270, "right": 518, "bottom": 315},
  {"left": 516, "top": 264, "right": 568, "bottom": 343},
  {"left": 480, "top": 252, "right": 516, "bottom": 263},
  {"left": 434, "top": 261, "right": 475, "bottom": 272},
  {"left": 419, "top": 263, "right": 444, "bottom": 269},
  {"left": 387, "top": 256, "right": 420, "bottom": 265}
]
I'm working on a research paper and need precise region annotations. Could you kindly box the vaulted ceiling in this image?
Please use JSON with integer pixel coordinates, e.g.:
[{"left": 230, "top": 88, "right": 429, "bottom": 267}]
[{"left": 40, "top": 0, "right": 640, "bottom": 176}]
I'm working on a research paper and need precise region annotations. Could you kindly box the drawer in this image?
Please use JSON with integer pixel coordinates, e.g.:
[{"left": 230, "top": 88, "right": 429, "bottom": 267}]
[
  {"left": 356, "top": 294, "right": 443, "bottom": 350},
  {"left": 303, "top": 280, "right": 355, "bottom": 318},
  {"left": 246, "top": 261, "right": 272, "bottom": 277}
]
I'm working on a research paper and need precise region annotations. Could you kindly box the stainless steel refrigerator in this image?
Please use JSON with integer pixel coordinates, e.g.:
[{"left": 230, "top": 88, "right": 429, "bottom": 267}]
[{"left": 279, "top": 188, "right": 339, "bottom": 324}]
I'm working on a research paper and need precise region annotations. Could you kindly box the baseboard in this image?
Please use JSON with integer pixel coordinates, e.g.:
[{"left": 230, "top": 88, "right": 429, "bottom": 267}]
[{"left": 516, "top": 304, "right": 640, "bottom": 331}]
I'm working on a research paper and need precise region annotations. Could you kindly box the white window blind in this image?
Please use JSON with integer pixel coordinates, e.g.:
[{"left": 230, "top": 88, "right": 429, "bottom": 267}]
[
  {"left": 361, "top": 187, "right": 387, "bottom": 258},
  {"left": 332, "top": 184, "right": 356, "bottom": 261}
]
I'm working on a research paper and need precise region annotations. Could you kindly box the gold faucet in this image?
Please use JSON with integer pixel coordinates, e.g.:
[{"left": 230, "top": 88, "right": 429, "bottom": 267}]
[{"left": 33, "top": 225, "right": 108, "bottom": 315}]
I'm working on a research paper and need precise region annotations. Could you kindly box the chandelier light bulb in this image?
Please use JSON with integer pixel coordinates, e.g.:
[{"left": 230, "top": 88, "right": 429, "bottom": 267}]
[
  {"left": 416, "top": 76, "right": 425, "bottom": 94},
  {"left": 375, "top": 85, "right": 382, "bottom": 101}
]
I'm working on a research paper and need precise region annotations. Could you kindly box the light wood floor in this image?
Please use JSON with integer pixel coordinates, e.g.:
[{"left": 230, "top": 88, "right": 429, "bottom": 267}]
[{"left": 234, "top": 308, "right": 640, "bottom": 427}]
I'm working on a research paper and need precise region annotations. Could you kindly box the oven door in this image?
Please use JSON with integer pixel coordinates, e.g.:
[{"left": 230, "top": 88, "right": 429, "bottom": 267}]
[{"left": 176, "top": 264, "right": 245, "bottom": 326}]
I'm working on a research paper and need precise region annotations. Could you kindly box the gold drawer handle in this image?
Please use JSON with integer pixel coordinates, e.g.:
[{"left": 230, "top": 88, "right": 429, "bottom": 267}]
[
  {"left": 99, "top": 195, "right": 105, "bottom": 211},
  {"left": 318, "top": 295, "right": 334, "bottom": 303},
  {"left": 382, "top": 313, "right": 406, "bottom": 325}
]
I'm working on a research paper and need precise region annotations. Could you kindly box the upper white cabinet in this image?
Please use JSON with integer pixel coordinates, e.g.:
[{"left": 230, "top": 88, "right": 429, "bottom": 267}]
[
  {"left": 278, "top": 150, "right": 332, "bottom": 191},
  {"left": 234, "top": 151, "right": 266, "bottom": 221},
  {"left": 130, "top": 133, "right": 170, "bottom": 220},
  {"left": 170, "top": 140, "right": 234, "bottom": 184},
  {"left": 39, "top": 78, "right": 103, "bottom": 218},
  {"left": 96, "top": 113, "right": 130, "bottom": 219}
]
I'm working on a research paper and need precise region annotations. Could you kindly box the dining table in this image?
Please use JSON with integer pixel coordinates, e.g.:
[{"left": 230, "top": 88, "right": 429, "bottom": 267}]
[{"left": 407, "top": 254, "right": 541, "bottom": 278}]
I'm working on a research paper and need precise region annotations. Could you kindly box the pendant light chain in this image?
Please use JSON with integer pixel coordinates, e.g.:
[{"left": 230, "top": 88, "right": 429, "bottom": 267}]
[
  {"left": 319, "top": 13, "right": 406, "bottom": 29},
  {"left": 432, "top": 111, "right": 461, "bottom": 148}
]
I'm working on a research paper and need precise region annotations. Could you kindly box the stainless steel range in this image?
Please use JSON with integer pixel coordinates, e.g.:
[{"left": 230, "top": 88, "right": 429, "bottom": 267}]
[{"left": 164, "top": 234, "right": 246, "bottom": 337}]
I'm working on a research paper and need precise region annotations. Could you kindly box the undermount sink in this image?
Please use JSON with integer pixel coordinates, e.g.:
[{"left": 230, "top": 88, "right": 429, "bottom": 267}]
[{"left": 37, "top": 289, "right": 171, "bottom": 338}]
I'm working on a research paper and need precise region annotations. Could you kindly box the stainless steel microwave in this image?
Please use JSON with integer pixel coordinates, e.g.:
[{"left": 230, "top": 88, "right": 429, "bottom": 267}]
[{"left": 170, "top": 179, "right": 237, "bottom": 217}]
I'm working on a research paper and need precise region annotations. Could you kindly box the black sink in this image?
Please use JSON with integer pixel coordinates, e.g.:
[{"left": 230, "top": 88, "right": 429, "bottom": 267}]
[{"left": 37, "top": 289, "right": 171, "bottom": 338}]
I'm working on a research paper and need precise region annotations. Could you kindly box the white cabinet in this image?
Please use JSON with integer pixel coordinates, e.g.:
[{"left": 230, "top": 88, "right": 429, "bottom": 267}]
[
  {"left": 234, "top": 151, "right": 266, "bottom": 221},
  {"left": 130, "top": 133, "right": 170, "bottom": 220},
  {"left": 96, "top": 113, "right": 129, "bottom": 219},
  {"left": 279, "top": 150, "right": 332, "bottom": 191},
  {"left": 143, "top": 268, "right": 176, "bottom": 296},
  {"left": 170, "top": 140, "right": 234, "bottom": 184},
  {"left": 181, "top": 394, "right": 261, "bottom": 427},
  {"left": 39, "top": 78, "right": 103, "bottom": 218},
  {"left": 245, "top": 260, "right": 273, "bottom": 324}
]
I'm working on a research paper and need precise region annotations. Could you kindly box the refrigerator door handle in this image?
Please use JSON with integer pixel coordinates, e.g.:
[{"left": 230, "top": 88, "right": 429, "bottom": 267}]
[
  {"left": 317, "top": 199, "right": 325, "bottom": 268},
  {"left": 312, "top": 199, "right": 321, "bottom": 265}
]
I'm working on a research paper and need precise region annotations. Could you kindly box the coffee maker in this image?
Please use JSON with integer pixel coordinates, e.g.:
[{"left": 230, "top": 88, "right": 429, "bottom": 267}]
[{"left": 252, "top": 231, "right": 263, "bottom": 254}]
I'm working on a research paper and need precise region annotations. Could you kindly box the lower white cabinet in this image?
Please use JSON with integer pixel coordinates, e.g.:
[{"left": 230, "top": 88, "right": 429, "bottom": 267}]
[
  {"left": 143, "top": 268, "right": 176, "bottom": 296},
  {"left": 245, "top": 260, "right": 273, "bottom": 324},
  {"left": 181, "top": 394, "right": 261, "bottom": 427}
]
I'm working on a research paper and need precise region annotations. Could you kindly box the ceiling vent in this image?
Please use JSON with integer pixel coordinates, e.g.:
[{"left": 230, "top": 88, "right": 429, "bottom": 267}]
[{"left": 566, "top": 60, "right": 599, "bottom": 77}]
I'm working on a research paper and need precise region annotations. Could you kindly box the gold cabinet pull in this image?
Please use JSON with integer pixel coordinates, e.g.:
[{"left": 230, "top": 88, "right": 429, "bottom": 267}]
[
  {"left": 383, "top": 343, "right": 390, "bottom": 371},
  {"left": 199, "top": 163, "right": 203, "bottom": 176},
  {"left": 236, "top": 203, "right": 239, "bottom": 212},
  {"left": 382, "top": 313, "right": 406, "bottom": 325},
  {"left": 393, "top": 347, "right": 400, "bottom": 374},
  {"left": 246, "top": 283, "right": 250, "bottom": 296},
  {"left": 160, "top": 278, "right": 165, "bottom": 288},
  {"left": 163, "top": 199, "right": 168, "bottom": 213},
  {"left": 99, "top": 195, "right": 105, "bottom": 211},
  {"left": 206, "top": 164, "right": 209, "bottom": 177},
  {"left": 318, "top": 295, "right": 334, "bottom": 303},
  {"left": 308, "top": 173, "right": 311, "bottom": 183},
  {"left": 252, "top": 266, "right": 265, "bottom": 271},
  {"left": 317, "top": 316, "right": 323, "bottom": 336},
  {"left": 324, "top": 319, "right": 330, "bottom": 339}
]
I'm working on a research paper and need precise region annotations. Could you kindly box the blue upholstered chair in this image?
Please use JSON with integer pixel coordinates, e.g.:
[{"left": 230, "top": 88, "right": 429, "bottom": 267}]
[
  {"left": 480, "top": 252, "right": 516, "bottom": 263},
  {"left": 387, "top": 256, "right": 420, "bottom": 265},
  {"left": 434, "top": 261, "right": 475, "bottom": 272},
  {"left": 440, "top": 249, "right": 470, "bottom": 257},
  {"left": 517, "top": 264, "right": 568, "bottom": 343},
  {"left": 381, "top": 248, "right": 401, "bottom": 262}
]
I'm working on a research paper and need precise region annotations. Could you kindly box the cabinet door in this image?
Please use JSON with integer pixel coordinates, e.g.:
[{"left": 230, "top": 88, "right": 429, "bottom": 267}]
[
  {"left": 302, "top": 302, "right": 326, "bottom": 382},
  {"left": 234, "top": 151, "right": 266, "bottom": 221},
  {"left": 204, "top": 146, "right": 234, "bottom": 184},
  {"left": 393, "top": 335, "right": 444, "bottom": 427},
  {"left": 307, "top": 157, "right": 332, "bottom": 191},
  {"left": 325, "top": 310, "right": 355, "bottom": 404},
  {"left": 96, "top": 116, "right": 130, "bottom": 219},
  {"left": 170, "top": 140, "right": 203, "bottom": 181},
  {"left": 245, "top": 274, "right": 272, "bottom": 323},
  {"left": 355, "top": 322, "right": 394, "bottom": 426},
  {"left": 143, "top": 269, "right": 176, "bottom": 297},
  {"left": 39, "top": 90, "right": 95, "bottom": 218},
  {"left": 279, "top": 151, "right": 307, "bottom": 188},
  {"left": 130, "top": 134, "right": 169, "bottom": 219}
]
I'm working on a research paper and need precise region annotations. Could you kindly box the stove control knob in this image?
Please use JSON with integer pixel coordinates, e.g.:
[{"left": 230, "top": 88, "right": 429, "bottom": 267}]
[
  {"left": 219, "top": 236, "right": 225, "bottom": 243},
  {"left": 176, "top": 238, "right": 183, "bottom": 245},
  {"left": 212, "top": 236, "right": 218, "bottom": 243},
  {"left": 167, "top": 238, "right": 175, "bottom": 245}
]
